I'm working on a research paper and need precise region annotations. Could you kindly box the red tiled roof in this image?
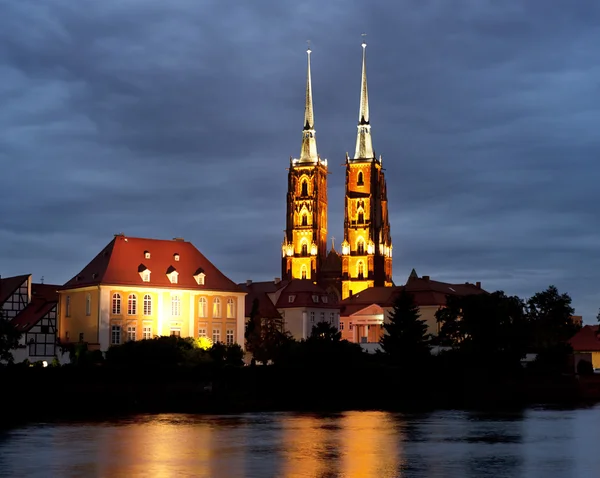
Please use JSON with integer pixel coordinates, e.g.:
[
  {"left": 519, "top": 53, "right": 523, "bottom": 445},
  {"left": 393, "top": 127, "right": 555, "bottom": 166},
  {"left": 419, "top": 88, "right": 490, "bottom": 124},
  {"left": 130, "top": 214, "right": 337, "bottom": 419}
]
[
  {"left": 273, "top": 280, "right": 339, "bottom": 309},
  {"left": 339, "top": 274, "right": 488, "bottom": 315},
  {"left": 11, "top": 298, "right": 56, "bottom": 332},
  {"left": 238, "top": 280, "right": 287, "bottom": 319},
  {"left": 31, "top": 283, "right": 59, "bottom": 302},
  {"left": 0, "top": 274, "right": 30, "bottom": 304},
  {"left": 62, "top": 235, "right": 241, "bottom": 292},
  {"left": 570, "top": 325, "right": 600, "bottom": 352}
]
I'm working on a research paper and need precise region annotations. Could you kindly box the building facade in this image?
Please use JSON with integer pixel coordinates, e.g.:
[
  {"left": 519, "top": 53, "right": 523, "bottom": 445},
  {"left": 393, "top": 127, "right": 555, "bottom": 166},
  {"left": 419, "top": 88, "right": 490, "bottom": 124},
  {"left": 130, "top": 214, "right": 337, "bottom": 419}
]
[
  {"left": 339, "top": 270, "right": 487, "bottom": 350},
  {"left": 341, "top": 41, "right": 393, "bottom": 300},
  {"left": 0, "top": 274, "right": 59, "bottom": 363},
  {"left": 241, "top": 279, "right": 340, "bottom": 341},
  {"left": 58, "top": 235, "right": 246, "bottom": 351},
  {"left": 282, "top": 47, "right": 328, "bottom": 283}
]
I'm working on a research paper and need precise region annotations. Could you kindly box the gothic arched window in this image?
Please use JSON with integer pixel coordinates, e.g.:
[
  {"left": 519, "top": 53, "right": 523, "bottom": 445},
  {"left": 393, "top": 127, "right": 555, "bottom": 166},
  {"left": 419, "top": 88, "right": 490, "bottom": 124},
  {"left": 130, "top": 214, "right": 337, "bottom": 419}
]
[
  {"left": 357, "top": 240, "right": 365, "bottom": 255},
  {"left": 301, "top": 242, "right": 308, "bottom": 256},
  {"left": 302, "top": 214, "right": 308, "bottom": 226},
  {"left": 301, "top": 265, "right": 307, "bottom": 280},
  {"left": 358, "top": 261, "right": 365, "bottom": 280},
  {"left": 358, "top": 211, "right": 364, "bottom": 224},
  {"left": 357, "top": 171, "right": 364, "bottom": 186},
  {"left": 301, "top": 180, "right": 308, "bottom": 196}
]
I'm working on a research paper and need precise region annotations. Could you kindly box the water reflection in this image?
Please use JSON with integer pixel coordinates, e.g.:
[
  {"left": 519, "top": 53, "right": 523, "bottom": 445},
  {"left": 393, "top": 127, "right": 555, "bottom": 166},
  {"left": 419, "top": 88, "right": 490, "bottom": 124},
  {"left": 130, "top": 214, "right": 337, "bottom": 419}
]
[{"left": 3, "top": 407, "right": 600, "bottom": 477}]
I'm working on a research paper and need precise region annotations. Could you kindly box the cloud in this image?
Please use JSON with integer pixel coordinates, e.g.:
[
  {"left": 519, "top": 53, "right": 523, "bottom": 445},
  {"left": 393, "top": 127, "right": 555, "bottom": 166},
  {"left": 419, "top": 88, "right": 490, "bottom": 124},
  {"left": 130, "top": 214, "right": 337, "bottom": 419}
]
[{"left": 1, "top": 0, "right": 599, "bottom": 321}]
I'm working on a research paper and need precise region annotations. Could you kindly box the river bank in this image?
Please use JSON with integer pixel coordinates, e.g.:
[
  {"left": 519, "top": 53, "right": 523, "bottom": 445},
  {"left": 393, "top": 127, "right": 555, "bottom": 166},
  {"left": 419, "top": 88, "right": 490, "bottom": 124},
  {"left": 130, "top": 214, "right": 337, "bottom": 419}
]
[{"left": 2, "top": 364, "right": 598, "bottom": 429}]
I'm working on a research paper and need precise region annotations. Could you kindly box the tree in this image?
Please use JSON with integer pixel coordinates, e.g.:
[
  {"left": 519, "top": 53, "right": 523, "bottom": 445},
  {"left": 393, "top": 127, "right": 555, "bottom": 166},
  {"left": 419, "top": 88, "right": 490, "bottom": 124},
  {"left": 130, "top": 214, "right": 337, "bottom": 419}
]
[
  {"left": 596, "top": 308, "right": 600, "bottom": 325},
  {"left": 244, "top": 298, "right": 262, "bottom": 356},
  {"left": 436, "top": 291, "right": 528, "bottom": 369},
  {"left": 309, "top": 321, "right": 342, "bottom": 342},
  {"left": 380, "top": 290, "right": 430, "bottom": 364},
  {"left": 527, "top": 285, "right": 578, "bottom": 352},
  {"left": 0, "top": 310, "right": 22, "bottom": 363}
]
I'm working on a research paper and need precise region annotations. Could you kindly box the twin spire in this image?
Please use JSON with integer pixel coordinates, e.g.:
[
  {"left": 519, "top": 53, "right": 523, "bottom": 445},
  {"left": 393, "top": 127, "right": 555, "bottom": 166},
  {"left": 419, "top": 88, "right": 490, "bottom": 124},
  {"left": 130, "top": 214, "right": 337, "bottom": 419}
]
[
  {"left": 298, "top": 39, "right": 375, "bottom": 163},
  {"left": 299, "top": 46, "right": 318, "bottom": 162}
]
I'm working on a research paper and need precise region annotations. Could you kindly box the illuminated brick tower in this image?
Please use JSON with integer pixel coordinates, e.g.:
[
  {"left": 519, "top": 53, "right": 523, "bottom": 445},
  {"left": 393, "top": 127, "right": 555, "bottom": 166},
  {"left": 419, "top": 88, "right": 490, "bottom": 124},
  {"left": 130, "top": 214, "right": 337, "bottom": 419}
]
[
  {"left": 341, "top": 40, "right": 393, "bottom": 299},
  {"left": 282, "top": 47, "right": 328, "bottom": 281}
]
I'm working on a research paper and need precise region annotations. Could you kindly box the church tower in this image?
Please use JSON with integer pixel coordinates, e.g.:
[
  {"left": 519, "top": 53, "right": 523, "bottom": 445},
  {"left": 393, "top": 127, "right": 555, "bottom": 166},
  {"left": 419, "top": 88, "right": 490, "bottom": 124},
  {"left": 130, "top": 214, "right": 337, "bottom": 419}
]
[
  {"left": 341, "top": 40, "right": 393, "bottom": 299},
  {"left": 282, "top": 47, "right": 328, "bottom": 282}
]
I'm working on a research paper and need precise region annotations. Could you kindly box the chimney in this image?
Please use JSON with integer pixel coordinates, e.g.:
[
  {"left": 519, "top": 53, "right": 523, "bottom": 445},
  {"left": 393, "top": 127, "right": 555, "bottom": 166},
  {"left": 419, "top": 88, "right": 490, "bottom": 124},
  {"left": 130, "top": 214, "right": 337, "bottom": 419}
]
[
  {"left": 246, "top": 280, "right": 252, "bottom": 286},
  {"left": 274, "top": 277, "right": 281, "bottom": 284},
  {"left": 476, "top": 281, "right": 481, "bottom": 289},
  {"left": 422, "top": 275, "right": 430, "bottom": 281},
  {"left": 114, "top": 232, "right": 124, "bottom": 237},
  {"left": 172, "top": 237, "right": 185, "bottom": 242}
]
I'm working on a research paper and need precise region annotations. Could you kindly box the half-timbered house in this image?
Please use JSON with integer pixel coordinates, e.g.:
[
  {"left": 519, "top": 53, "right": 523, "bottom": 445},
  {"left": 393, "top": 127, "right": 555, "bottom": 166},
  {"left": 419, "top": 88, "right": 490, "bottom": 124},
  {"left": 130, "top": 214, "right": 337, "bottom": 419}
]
[{"left": 0, "top": 275, "right": 59, "bottom": 363}]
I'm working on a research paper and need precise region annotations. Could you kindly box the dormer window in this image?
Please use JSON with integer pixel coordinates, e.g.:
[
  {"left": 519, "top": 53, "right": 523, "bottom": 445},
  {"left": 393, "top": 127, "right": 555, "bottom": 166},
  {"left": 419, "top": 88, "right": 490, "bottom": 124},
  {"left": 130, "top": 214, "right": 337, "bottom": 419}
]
[
  {"left": 288, "top": 295, "right": 296, "bottom": 303},
  {"left": 144, "top": 251, "right": 151, "bottom": 259},
  {"left": 194, "top": 268, "right": 206, "bottom": 286},
  {"left": 312, "top": 295, "right": 319, "bottom": 303},
  {"left": 174, "top": 253, "right": 180, "bottom": 262},
  {"left": 138, "top": 264, "right": 151, "bottom": 282},
  {"left": 322, "top": 296, "right": 328, "bottom": 303},
  {"left": 168, "top": 271, "right": 179, "bottom": 284}
]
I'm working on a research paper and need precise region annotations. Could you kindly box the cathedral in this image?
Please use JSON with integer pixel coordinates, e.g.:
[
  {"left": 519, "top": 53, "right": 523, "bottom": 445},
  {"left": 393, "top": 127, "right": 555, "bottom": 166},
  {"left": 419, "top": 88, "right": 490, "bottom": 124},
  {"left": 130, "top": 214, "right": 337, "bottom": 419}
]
[{"left": 281, "top": 41, "right": 393, "bottom": 300}]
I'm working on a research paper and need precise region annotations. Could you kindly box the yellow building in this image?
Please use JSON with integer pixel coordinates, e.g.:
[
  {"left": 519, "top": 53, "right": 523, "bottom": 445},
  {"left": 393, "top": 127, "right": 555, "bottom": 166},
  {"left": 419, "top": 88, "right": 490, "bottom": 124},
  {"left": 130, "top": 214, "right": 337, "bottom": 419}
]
[
  {"left": 282, "top": 46, "right": 328, "bottom": 283},
  {"left": 341, "top": 41, "right": 393, "bottom": 299},
  {"left": 58, "top": 234, "right": 246, "bottom": 351}
]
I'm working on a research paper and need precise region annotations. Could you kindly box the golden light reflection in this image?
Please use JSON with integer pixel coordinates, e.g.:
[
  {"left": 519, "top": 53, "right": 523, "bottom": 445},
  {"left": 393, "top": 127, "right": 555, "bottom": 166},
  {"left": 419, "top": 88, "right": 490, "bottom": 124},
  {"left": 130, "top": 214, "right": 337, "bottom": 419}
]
[
  {"left": 340, "top": 411, "right": 403, "bottom": 478},
  {"left": 94, "top": 414, "right": 216, "bottom": 478},
  {"left": 280, "top": 414, "right": 339, "bottom": 477},
  {"left": 280, "top": 411, "right": 403, "bottom": 478}
]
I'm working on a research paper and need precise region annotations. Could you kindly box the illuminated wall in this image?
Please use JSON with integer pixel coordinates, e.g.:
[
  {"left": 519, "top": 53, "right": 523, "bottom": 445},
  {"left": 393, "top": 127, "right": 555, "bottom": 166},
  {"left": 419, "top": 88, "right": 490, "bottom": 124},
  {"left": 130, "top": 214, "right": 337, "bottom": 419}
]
[
  {"left": 59, "top": 286, "right": 246, "bottom": 351},
  {"left": 341, "top": 159, "right": 393, "bottom": 299},
  {"left": 282, "top": 163, "right": 328, "bottom": 281}
]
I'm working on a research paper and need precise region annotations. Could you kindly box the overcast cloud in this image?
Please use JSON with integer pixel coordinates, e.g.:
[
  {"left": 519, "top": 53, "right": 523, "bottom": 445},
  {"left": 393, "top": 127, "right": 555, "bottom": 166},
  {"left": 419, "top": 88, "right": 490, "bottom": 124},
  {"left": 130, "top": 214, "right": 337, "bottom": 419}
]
[{"left": 1, "top": 0, "right": 599, "bottom": 321}]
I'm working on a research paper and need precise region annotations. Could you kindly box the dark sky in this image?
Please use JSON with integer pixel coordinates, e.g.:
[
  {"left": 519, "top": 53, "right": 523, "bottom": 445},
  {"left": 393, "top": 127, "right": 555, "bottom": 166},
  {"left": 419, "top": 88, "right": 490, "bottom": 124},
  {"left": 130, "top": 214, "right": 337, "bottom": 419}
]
[{"left": 1, "top": 1, "right": 599, "bottom": 321}]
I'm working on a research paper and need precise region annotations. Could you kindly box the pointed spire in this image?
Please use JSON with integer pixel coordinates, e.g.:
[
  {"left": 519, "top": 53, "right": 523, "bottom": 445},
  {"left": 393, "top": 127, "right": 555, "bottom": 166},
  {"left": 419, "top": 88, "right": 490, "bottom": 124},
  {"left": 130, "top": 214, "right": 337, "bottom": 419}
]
[
  {"left": 354, "top": 36, "right": 374, "bottom": 160},
  {"left": 300, "top": 44, "right": 318, "bottom": 162}
]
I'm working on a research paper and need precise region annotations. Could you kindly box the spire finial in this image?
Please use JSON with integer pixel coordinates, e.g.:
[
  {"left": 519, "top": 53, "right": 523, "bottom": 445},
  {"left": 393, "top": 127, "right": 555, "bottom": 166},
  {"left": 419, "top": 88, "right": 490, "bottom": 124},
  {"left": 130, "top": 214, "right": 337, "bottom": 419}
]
[
  {"left": 299, "top": 42, "right": 318, "bottom": 162},
  {"left": 354, "top": 34, "right": 374, "bottom": 160}
]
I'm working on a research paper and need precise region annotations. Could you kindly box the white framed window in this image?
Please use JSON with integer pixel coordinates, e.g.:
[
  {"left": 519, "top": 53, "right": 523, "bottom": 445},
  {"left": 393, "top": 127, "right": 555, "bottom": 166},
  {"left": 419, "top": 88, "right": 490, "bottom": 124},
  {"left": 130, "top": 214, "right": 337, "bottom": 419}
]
[
  {"left": 170, "top": 328, "right": 181, "bottom": 337},
  {"left": 128, "top": 294, "right": 137, "bottom": 315},
  {"left": 322, "top": 296, "right": 328, "bottom": 303},
  {"left": 310, "top": 312, "right": 315, "bottom": 323},
  {"left": 143, "top": 294, "right": 152, "bottom": 316},
  {"left": 127, "top": 326, "right": 136, "bottom": 341},
  {"left": 212, "top": 327, "right": 221, "bottom": 344},
  {"left": 312, "top": 295, "right": 319, "bottom": 303},
  {"left": 171, "top": 295, "right": 181, "bottom": 316},
  {"left": 349, "top": 322, "right": 353, "bottom": 330},
  {"left": 199, "top": 297, "right": 207, "bottom": 318},
  {"left": 111, "top": 325, "right": 121, "bottom": 345},
  {"left": 329, "top": 312, "right": 334, "bottom": 323},
  {"left": 66, "top": 296, "right": 71, "bottom": 317},
  {"left": 213, "top": 297, "right": 221, "bottom": 318},
  {"left": 194, "top": 272, "right": 205, "bottom": 285},
  {"left": 198, "top": 327, "right": 207, "bottom": 338},
  {"left": 169, "top": 271, "right": 179, "bottom": 284},
  {"left": 320, "top": 312, "right": 325, "bottom": 322},
  {"left": 288, "top": 295, "right": 295, "bottom": 303},
  {"left": 226, "top": 329, "right": 234, "bottom": 345},
  {"left": 85, "top": 293, "right": 91, "bottom": 316},
  {"left": 174, "top": 253, "right": 180, "bottom": 261},
  {"left": 144, "top": 251, "right": 151, "bottom": 259},
  {"left": 143, "top": 326, "right": 152, "bottom": 340},
  {"left": 142, "top": 270, "right": 150, "bottom": 282},
  {"left": 112, "top": 293, "right": 121, "bottom": 315},
  {"left": 340, "top": 321, "right": 344, "bottom": 331},
  {"left": 226, "top": 298, "right": 235, "bottom": 319}
]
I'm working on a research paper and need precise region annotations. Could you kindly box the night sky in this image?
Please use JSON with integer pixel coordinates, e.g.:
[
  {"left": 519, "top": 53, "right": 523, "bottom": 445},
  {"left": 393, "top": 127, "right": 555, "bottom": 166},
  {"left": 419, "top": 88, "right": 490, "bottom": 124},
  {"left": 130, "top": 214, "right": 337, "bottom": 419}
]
[{"left": 1, "top": 1, "right": 598, "bottom": 321}]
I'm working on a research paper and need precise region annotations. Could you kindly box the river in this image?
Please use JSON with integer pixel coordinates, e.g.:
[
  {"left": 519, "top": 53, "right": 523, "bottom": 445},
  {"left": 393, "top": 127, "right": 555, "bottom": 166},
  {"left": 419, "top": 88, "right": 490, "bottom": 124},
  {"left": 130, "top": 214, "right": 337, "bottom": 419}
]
[{"left": 1, "top": 406, "right": 599, "bottom": 477}]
